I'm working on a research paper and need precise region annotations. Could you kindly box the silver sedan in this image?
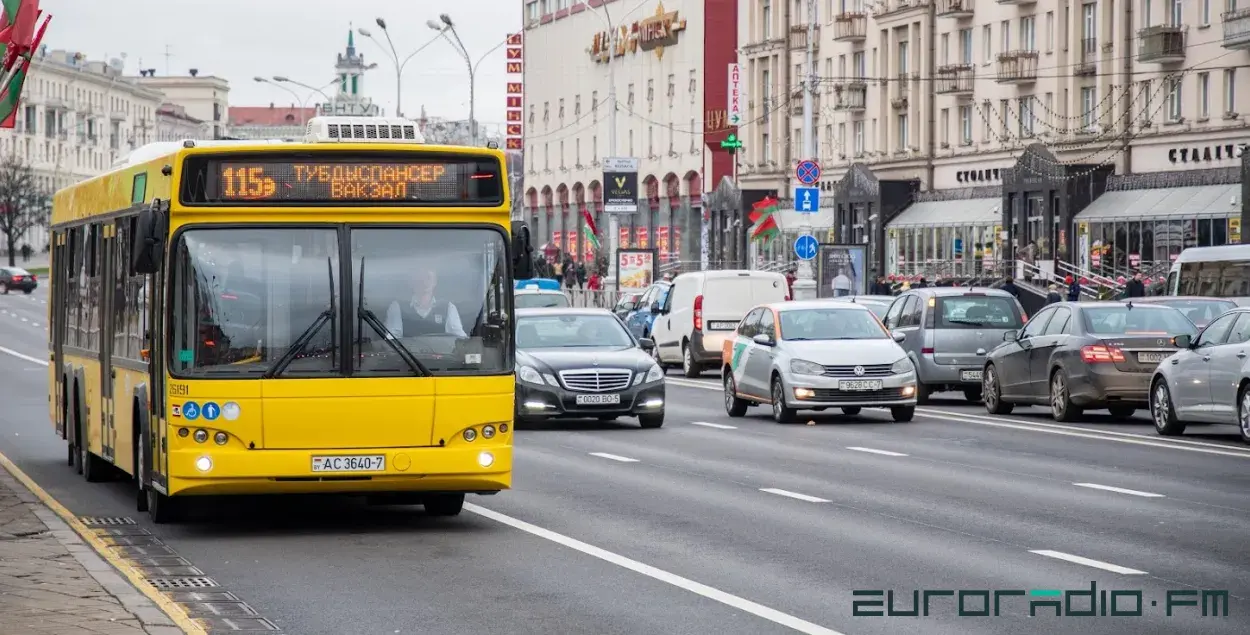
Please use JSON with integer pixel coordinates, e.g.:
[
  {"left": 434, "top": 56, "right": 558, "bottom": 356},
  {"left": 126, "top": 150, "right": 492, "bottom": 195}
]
[
  {"left": 720, "top": 300, "right": 918, "bottom": 423},
  {"left": 1150, "top": 306, "right": 1250, "bottom": 444}
]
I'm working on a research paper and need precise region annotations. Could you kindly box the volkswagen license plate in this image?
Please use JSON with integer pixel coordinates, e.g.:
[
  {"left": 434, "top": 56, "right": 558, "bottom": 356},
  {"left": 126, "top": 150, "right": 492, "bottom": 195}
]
[
  {"left": 311, "top": 455, "right": 385, "bottom": 473},
  {"left": 708, "top": 321, "right": 739, "bottom": 330},
  {"left": 961, "top": 370, "right": 983, "bottom": 382},
  {"left": 1138, "top": 352, "right": 1168, "bottom": 364},
  {"left": 576, "top": 393, "right": 621, "bottom": 405},
  {"left": 838, "top": 380, "right": 882, "bottom": 391}
]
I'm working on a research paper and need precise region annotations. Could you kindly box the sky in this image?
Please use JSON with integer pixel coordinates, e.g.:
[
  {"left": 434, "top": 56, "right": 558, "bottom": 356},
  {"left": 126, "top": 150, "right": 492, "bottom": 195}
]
[{"left": 39, "top": 0, "right": 519, "bottom": 126}]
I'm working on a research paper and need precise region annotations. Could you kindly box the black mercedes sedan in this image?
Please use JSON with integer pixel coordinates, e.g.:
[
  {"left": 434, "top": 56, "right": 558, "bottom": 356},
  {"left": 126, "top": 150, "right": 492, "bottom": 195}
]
[
  {"left": 514, "top": 307, "right": 666, "bottom": 428},
  {"left": 0, "top": 266, "right": 37, "bottom": 294},
  {"left": 982, "top": 301, "right": 1197, "bottom": 422}
]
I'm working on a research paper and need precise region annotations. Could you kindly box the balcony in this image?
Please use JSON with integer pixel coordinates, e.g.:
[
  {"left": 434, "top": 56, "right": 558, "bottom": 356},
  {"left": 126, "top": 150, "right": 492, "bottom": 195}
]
[
  {"left": 935, "top": 64, "right": 974, "bottom": 94},
  {"left": 891, "top": 73, "right": 911, "bottom": 109},
  {"left": 789, "top": 24, "right": 820, "bottom": 50},
  {"left": 832, "top": 82, "right": 867, "bottom": 111},
  {"left": 1224, "top": 9, "right": 1250, "bottom": 49},
  {"left": 1138, "top": 25, "right": 1186, "bottom": 63},
  {"left": 996, "top": 50, "right": 1039, "bottom": 83},
  {"left": 936, "top": 0, "right": 974, "bottom": 19},
  {"left": 1075, "top": 37, "right": 1097, "bottom": 75},
  {"left": 791, "top": 95, "right": 822, "bottom": 116},
  {"left": 833, "top": 13, "right": 867, "bottom": 42}
]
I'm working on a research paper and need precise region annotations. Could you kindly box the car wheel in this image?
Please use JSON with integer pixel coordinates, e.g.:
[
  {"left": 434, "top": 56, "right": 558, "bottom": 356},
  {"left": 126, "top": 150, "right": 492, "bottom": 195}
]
[
  {"left": 890, "top": 406, "right": 915, "bottom": 422},
  {"left": 1150, "top": 378, "right": 1186, "bottom": 437},
  {"left": 1049, "top": 371, "right": 1081, "bottom": 422},
  {"left": 1107, "top": 405, "right": 1136, "bottom": 419},
  {"left": 423, "top": 493, "right": 465, "bottom": 517},
  {"left": 650, "top": 344, "right": 665, "bottom": 369},
  {"left": 914, "top": 381, "right": 931, "bottom": 405},
  {"left": 638, "top": 412, "right": 664, "bottom": 429},
  {"left": 22, "top": 289, "right": 31, "bottom": 295},
  {"left": 0, "top": 282, "right": 7, "bottom": 294},
  {"left": 770, "top": 376, "right": 797, "bottom": 423},
  {"left": 841, "top": 406, "right": 862, "bottom": 415},
  {"left": 1239, "top": 385, "right": 1250, "bottom": 445},
  {"left": 682, "top": 344, "right": 700, "bottom": 378},
  {"left": 723, "top": 374, "right": 748, "bottom": 417},
  {"left": 982, "top": 365, "right": 1014, "bottom": 415}
]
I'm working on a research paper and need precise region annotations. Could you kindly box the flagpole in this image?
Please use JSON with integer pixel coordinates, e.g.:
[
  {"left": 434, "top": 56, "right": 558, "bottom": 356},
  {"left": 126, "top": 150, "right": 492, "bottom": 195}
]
[{"left": 792, "top": 0, "right": 818, "bottom": 300}]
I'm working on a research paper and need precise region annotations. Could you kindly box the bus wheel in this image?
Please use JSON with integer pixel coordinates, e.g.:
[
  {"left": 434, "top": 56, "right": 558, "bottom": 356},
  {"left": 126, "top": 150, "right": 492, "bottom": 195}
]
[
  {"left": 146, "top": 483, "right": 181, "bottom": 524},
  {"left": 423, "top": 493, "right": 464, "bottom": 517}
]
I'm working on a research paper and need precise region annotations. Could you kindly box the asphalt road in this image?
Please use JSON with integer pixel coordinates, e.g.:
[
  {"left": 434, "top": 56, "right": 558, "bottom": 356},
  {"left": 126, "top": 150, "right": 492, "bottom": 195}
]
[{"left": 1, "top": 284, "right": 1249, "bottom": 634}]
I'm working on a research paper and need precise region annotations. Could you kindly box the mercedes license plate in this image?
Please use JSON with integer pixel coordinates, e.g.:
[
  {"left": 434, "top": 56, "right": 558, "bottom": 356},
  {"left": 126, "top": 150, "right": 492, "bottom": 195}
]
[
  {"left": 838, "top": 379, "right": 882, "bottom": 391},
  {"left": 961, "top": 370, "right": 983, "bottom": 382},
  {"left": 311, "top": 455, "right": 385, "bottom": 473},
  {"left": 576, "top": 393, "right": 621, "bottom": 405},
  {"left": 708, "top": 321, "right": 738, "bottom": 330},
  {"left": 1138, "top": 352, "right": 1168, "bottom": 364}
]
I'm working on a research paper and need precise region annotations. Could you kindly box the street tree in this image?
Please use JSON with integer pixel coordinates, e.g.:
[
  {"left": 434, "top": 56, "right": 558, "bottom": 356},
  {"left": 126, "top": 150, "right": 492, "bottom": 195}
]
[{"left": 0, "top": 154, "right": 49, "bottom": 266}]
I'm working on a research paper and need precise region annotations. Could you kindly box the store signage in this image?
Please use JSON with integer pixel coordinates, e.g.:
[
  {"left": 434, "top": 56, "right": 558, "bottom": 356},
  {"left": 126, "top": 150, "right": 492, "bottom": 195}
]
[
  {"left": 727, "top": 63, "right": 744, "bottom": 126},
  {"left": 1168, "top": 142, "right": 1249, "bottom": 164},
  {"left": 505, "top": 33, "right": 524, "bottom": 150},
  {"left": 590, "top": 3, "right": 687, "bottom": 63},
  {"left": 955, "top": 168, "right": 1002, "bottom": 183},
  {"left": 705, "top": 109, "right": 730, "bottom": 133}
]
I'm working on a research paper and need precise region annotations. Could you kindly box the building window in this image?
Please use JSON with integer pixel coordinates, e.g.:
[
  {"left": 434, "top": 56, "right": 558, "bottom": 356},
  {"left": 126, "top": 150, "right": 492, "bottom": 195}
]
[
  {"left": 646, "top": 79, "right": 654, "bottom": 108},
  {"left": 1138, "top": 80, "right": 1152, "bottom": 125},
  {"left": 897, "top": 114, "right": 908, "bottom": 150},
  {"left": 982, "top": 25, "right": 992, "bottom": 63},
  {"left": 762, "top": 132, "right": 771, "bottom": 162},
  {"left": 940, "top": 108, "right": 949, "bottom": 146},
  {"left": 1083, "top": 3, "right": 1096, "bottom": 40},
  {"left": 853, "top": 120, "right": 864, "bottom": 156},
  {"left": 1202, "top": 0, "right": 1211, "bottom": 25},
  {"left": 898, "top": 41, "right": 909, "bottom": 74},
  {"left": 1142, "top": 0, "right": 1152, "bottom": 27},
  {"left": 1168, "top": 0, "right": 1182, "bottom": 26},
  {"left": 1224, "top": 69, "right": 1236, "bottom": 115},
  {"left": 527, "top": 1, "right": 539, "bottom": 23},
  {"left": 982, "top": 100, "right": 992, "bottom": 138},
  {"left": 627, "top": 83, "right": 635, "bottom": 108},
  {"left": 959, "top": 105, "right": 972, "bottom": 145},
  {"left": 1018, "top": 96, "right": 1034, "bottom": 137},
  {"left": 689, "top": 70, "right": 697, "bottom": 102},
  {"left": 1198, "top": 72, "right": 1210, "bottom": 119},
  {"left": 1046, "top": 12, "right": 1055, "bottom": 52},
  {"left": 1081, "top": 87, "right": 1096, "bottom": 130},
  {"left": 558, "top": 98, "right": 565, "bottom": 119},
  {"left": 940, "top": 33, "right": 949, "bottom": 66},
  {"left": 762, "top": 0, "right": 772, "bottom": 39},
  {"left": 762, "top": 69, "right": 771, "bottom": 123},
  {"left": 835, "top": 123, "right": 844, "bottom": 157},
  {"left": 959, "top": 29, "right": 972, "bottom": 64},
  {"left": 852, "top": 51, "right": 865, "bottom": 78},
  {"left": 1000, "top": 21, "right": 1010, "bottom": 51},
  {"left": 667, "top": 74, "right": 675, "bottom": 98},
  {"left": 1021, "top": 16, "right": 1035, "bottom": 50},
  {"left": 574, "top": 95, "right": 581, "bottom": 116},
  {"left": 1167, "top": 77, "right": 1182, "bottom": 121}
]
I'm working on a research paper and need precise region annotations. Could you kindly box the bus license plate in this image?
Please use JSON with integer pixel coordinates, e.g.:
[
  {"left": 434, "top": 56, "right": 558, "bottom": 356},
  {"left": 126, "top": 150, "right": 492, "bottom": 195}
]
[
  {"left": 838, "top": 380, "right": 882, "bottom": 391},
  {"left": 311, "top": 455, "right": 386, "bottom": 473},
  {"left": 576, "top": 394, "right": 621, "bottom": 405},
  {"left": 961, "top": 370, "right": 983, "bottom": 382},
  {"left": 1138, "top": 352, "right": 1168, "bottom": 364}
]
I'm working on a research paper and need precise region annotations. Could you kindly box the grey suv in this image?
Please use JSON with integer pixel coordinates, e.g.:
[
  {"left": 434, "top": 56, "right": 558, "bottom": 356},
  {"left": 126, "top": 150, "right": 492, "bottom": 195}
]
[{"left": 882, "top": 287, "right": 1027, "bottom": 404}]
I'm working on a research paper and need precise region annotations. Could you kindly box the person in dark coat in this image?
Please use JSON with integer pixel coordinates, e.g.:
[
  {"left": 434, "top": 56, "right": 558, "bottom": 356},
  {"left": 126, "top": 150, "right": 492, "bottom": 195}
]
[
  {"left": 1000, "top": 276, "right": 1020, "bottom": 298},
  {"left": 1124, "top": 272, "right": 1146, "bottom": 298},
  {"left": 914, "top": 277, "right": 929, "bottom": 288},
  {"left": 1065, "top": 275, "right": 1082, "bottom": 301},
  {"left": 1045, "top": 283, "right": 1062, "bottom": 305}
]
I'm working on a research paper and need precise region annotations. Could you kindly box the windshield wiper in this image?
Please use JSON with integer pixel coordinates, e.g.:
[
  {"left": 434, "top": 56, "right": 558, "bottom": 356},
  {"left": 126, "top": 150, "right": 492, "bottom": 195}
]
[
  {"left": 265, "top": 258, "right": 338, "bottom": 379},
  {"left": 355, "top": 257, "right": 429, "bottom": 377}
]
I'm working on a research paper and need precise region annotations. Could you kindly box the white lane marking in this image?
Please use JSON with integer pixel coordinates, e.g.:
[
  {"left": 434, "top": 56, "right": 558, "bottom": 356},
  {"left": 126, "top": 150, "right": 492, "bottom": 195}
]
[
  {"left": 846, "top": 446, "right": 908, "bottom": 457},
  {"left": 588, "top": 452, "right": 639, "bottom": 463},
  {"left": 0, "top": 345, "right": 48, "bottom": 366},
  {"left": 667, "top": 378, "right": 719, "bottom": 390},
  {"left": 1073, "top": 483, "right": 1165, "bottom": 498},
  {"left": 20, "top": 317, "right": 27, "bottom": 322},
  {"left": 1029, "top": 550, "right": 1147, "bottom": 575},
  {"left": 917, "top": 410, "right": 1250, "bottom": 459},
  {"left": 691, "top": 421, "right": 737, "bottom": 430},
  {"left": 466, "top": 503, "right": 845, "bottom": 635},
  {"left": 759, "top": 488, "right": 831, "bottom": 503}
]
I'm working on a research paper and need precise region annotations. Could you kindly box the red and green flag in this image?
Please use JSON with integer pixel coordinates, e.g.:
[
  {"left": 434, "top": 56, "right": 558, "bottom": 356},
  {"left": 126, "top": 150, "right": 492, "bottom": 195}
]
[
  {"left": 581, "top": 208, "right": 600, "bottom": 251},
  {"left": 0, "top": 0, "right": 51, "bottom": 129},
  {"left": 748, "top": 196, "right": 780, "bottom": 243}
]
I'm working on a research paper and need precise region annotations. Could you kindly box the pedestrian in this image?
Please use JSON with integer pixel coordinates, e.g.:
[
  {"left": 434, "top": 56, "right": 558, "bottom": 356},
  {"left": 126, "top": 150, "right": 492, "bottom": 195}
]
[
  {"left": 20, "top": 244, "right": 31, "bottom": 262},
  {"left": 587, "top": 269, "right": 603, "bottom": 307},
  {"left": 576, "top": 261, "right": 587, "bottom": 289},
  {"left": 1000, "top": 276, "right": 1020, "bottom": 298},
  {"left": 1124, "top": 272, "right": 1146, "bottom": 298},
  {"left": 1045, "top": 283, "right": 1062, "bottom": 305},
  {"left": 785, "top": 266, "right": 797, "bottom": 297},
  {"left": 1065, "top": 275, "right": 1082, "bottom": 302}
]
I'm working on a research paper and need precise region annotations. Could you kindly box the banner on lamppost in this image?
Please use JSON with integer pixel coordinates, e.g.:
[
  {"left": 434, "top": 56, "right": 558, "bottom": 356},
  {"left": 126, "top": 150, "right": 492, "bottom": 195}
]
[{"left": 603, "top": 156, "right": 639, "bottom": 213}]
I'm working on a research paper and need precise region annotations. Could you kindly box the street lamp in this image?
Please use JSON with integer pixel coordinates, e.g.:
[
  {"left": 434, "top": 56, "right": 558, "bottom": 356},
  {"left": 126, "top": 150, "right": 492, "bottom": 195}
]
[
  {"left": 253, "top": 77, "right": 318, "bottom": 127},
  {"left": 429, "top": 14, "right": 506, "bottom": 146},
  {"left": 359, "top": 18, "right": 449, "bottom": 118}
]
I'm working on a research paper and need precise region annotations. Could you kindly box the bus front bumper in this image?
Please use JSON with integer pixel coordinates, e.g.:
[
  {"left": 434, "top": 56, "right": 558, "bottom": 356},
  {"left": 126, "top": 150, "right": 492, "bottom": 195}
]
[{"left": 167, "top": 445, "right": 512, "bottom": 496}]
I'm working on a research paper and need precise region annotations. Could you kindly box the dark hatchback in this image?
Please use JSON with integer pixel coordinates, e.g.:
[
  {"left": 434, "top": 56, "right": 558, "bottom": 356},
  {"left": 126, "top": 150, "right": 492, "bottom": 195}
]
[
  {"left": 514, "top": 308, "right": 666, "bottom": 428},
  {"left": 0, "top": 266, "right": 37, "bottom": 294},
  {"left": 983, "top": 301, "right": 1197, "bottom": 421}
]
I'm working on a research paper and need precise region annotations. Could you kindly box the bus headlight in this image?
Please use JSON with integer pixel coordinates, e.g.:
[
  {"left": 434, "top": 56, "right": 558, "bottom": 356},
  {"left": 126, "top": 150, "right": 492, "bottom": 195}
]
[
  {"left": 194, "top": 456, "right": 213, "bottom": 472},
  {"left": 482, "top": 425, "right": 496, "bottom": 439},
  {"left": 193, "top": 429, "right": 208, "bottom": 443}
]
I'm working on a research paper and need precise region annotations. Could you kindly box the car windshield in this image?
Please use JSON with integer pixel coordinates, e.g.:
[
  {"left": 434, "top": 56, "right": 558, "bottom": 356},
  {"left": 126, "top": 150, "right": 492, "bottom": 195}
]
[
  {"left": 936, "top": 296, "right": 1023, "bottom": 329},
  {"left": 1082, "top": 306, "right": 1198, "bottom": 336},
  {"left": 778, "top": 308, "right": 888, "bottom": 340},
  {"left": 515, "top": 292, "right": 570, "bottom": 309},
  {"left": 1152, "top": 299, "right": 1236, "bottom": 327},
  {"left": 515, "top": 314, "right": 633, "bottom": 349},
  {"left": 170, "top": 227, "right": 511, "bottom": 378}
]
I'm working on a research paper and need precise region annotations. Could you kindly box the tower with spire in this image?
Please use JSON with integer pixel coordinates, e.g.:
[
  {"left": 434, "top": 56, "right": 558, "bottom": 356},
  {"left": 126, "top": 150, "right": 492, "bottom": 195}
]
[{"left": 321, "top": 26, "right": 379, "bottom": 116}]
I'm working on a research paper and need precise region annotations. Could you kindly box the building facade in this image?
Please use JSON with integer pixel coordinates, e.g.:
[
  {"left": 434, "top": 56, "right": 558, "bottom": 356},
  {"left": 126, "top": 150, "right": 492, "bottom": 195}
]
[
  {"left": 739, "top": 0, "right": 1250, "bottom": 281},
  {"left": 134, "top": 72, "right": 230, "bottom": 140},
  {"left": 521, "top": 0, "right": 734, "bottom": 267},
  {"left": 0, "top": 49, "right": 163, "bottom": 253},
  {"left": 155, "top": 102, "right": 207, "bottom": 142}
]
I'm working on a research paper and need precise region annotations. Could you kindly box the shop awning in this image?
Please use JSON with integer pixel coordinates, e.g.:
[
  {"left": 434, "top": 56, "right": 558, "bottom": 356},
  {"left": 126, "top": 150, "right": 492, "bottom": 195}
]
[
  {"left": 1074, "top": 184, "right": 1241, "bottom": 223},
  {"left": 887, "top": 197, "right": 1001, "bottom": 229}
]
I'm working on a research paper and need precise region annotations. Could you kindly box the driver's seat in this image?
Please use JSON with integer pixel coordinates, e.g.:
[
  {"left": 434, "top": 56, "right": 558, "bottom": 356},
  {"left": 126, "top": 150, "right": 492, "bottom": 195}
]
[{"left": 516, "top": 324, "right": 540, "bottom": 348}]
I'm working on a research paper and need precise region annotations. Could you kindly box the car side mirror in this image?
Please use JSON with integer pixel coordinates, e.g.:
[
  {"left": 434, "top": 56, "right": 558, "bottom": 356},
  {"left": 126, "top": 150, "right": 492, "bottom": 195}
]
[
  {"left": 891, "top": 331, "right": 906, "bottom": 343},
  {"left": 1003, "top": 330, "right": 1020, "bottom": 342},
  {"left": 752, "top": 333, "right": 774, "bottom": 346},
  {"left": 1172, "top": 334, "right": 1192, "bottom": 349},
  {"left": 638, "top": 337, "right": 655, "bottom": 351},
  {"left": 650, "top": 301, "right": 661, "bottom": 314}
]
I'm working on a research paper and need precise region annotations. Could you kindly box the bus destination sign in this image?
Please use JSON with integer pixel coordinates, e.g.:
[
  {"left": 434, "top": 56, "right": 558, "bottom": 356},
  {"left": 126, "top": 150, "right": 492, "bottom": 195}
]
[{"left": 209, "top": 157, "right": 498, "bottom": 204}]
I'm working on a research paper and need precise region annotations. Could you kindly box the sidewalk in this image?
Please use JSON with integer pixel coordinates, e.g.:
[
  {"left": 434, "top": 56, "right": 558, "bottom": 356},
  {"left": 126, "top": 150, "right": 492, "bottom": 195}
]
[{"left": 0, "top": 465, "right": 187, "bottom": 635}]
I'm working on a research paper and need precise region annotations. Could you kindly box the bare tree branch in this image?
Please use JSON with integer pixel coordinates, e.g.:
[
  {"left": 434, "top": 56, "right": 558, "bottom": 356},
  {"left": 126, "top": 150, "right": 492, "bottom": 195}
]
[{"left": 0, "top": 154, "right": 51, "bottom": 266}]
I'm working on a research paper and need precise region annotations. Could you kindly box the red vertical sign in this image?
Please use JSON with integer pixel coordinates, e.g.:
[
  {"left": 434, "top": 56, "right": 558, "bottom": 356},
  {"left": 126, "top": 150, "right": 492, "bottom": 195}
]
[{"left": 505, "top": 32, "right": 524, "bottom": 150}]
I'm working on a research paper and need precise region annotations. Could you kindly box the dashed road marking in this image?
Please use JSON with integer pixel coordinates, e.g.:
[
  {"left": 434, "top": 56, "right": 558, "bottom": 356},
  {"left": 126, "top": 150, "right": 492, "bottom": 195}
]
[
  {"left": 1073, "top": 482, "right": 1165, "bottom": 498},
  {"left": 588, "top": 452, "right": 639, "bottom": 463},
  {"left": 846, "top": 446, "right": 908, "bottom": 457},
  {"left": 690, "top": 421, "right": 737, "bottom": 430},
  {"left": 1029, "top": 550, "right": 1147, "bottom": 575},
  {"left": 759, "top": 488, "right": 831, "bottom": 503}
]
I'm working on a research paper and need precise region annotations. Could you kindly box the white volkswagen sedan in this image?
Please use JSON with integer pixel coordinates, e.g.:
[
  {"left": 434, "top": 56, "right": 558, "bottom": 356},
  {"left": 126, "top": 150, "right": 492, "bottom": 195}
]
[{"left": 721, "top": 300, "right": 918, "bottom": 423}]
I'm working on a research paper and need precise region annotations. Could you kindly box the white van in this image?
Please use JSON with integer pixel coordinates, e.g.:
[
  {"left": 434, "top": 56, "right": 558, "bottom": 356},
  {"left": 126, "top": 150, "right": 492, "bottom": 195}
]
[{"left": 649, "top": 270, "right": 790, "bottom": 377}]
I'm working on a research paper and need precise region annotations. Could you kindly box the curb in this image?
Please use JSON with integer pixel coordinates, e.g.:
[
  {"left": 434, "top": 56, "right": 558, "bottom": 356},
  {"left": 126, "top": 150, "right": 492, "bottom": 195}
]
[{"left": 0, "top": 452, "right": 208, "bottom": 635}]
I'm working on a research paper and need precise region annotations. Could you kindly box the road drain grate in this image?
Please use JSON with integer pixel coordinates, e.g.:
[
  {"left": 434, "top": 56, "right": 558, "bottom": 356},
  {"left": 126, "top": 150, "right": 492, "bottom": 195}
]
[
  {"left": 147, "top": 576, "right": 219, "bottom": 590},
  {"left": 199, "top": 617, "right": 281, "bottom": 631},
  {"left": 136, "top": 565, "right": 205, "bottom": 577},
  {"left": 179, "top": 601, "right": 258, "bottom": 617},
  {"left": 93, "top": 526, "right": 152, "bottom": 537},
  {"left": 79, "top": 516, "right": 136, "bottom": 526}
]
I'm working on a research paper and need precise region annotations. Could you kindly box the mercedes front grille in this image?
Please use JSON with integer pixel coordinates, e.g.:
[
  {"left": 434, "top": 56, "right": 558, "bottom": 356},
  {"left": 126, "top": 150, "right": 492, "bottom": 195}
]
[{"left": 558, "top": 369, "right": 633, "bottom": 392}]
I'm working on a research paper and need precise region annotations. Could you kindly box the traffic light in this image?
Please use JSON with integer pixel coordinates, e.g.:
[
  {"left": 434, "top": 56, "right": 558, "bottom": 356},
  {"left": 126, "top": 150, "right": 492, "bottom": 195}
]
[{"left": 720, "top": 133, "right": 743, "bottom": 154}]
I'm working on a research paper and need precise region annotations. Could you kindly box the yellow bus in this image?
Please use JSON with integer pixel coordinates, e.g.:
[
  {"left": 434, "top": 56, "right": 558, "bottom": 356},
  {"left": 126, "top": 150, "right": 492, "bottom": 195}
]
[{"left": 48, "top": 117, "right": 534, "bottom": 523}]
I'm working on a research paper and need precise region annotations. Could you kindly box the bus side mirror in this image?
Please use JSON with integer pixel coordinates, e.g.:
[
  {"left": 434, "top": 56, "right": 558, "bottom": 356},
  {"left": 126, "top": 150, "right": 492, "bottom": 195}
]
[
  {"left": 511, "top": 221, "right": 534, "bottom": 280},
  {"left": 131, "top": 200, "right": 168, "bottom": 275}
]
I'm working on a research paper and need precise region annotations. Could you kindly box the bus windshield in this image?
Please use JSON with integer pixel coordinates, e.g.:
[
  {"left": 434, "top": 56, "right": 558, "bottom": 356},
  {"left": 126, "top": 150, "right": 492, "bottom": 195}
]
[{"left": 170, "top": 226, "right": 511, "bottom": 378}]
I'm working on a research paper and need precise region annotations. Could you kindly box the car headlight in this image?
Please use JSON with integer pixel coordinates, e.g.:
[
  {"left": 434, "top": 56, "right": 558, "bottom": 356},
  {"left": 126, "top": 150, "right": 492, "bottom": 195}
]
[
  {"left": 517, "top": 365, "right": 543, "bottom": 385},
  {"left": 891, "top": 357, "right": 914, "bottom": 374},
  {"left": 789, "top": 359, "right": 824, "bottom": 375},
  {"left": 644, "top": 364, "right": 664, "bottom": 383}
]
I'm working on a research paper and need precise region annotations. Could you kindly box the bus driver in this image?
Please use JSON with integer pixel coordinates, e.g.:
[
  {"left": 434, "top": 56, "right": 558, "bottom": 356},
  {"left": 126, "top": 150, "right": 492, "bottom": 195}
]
[{"left": 384, "top": 268, "right": 468, "bottom": 338}]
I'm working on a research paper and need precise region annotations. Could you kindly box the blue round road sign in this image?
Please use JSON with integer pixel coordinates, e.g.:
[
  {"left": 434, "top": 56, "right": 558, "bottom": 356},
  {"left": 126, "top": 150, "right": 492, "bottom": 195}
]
[
  {"left": 795, "top": 160, "right": 821, "bottom": 185},
  {"left": 794, "top": 234, "right": 819, "bottom": 261}
]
